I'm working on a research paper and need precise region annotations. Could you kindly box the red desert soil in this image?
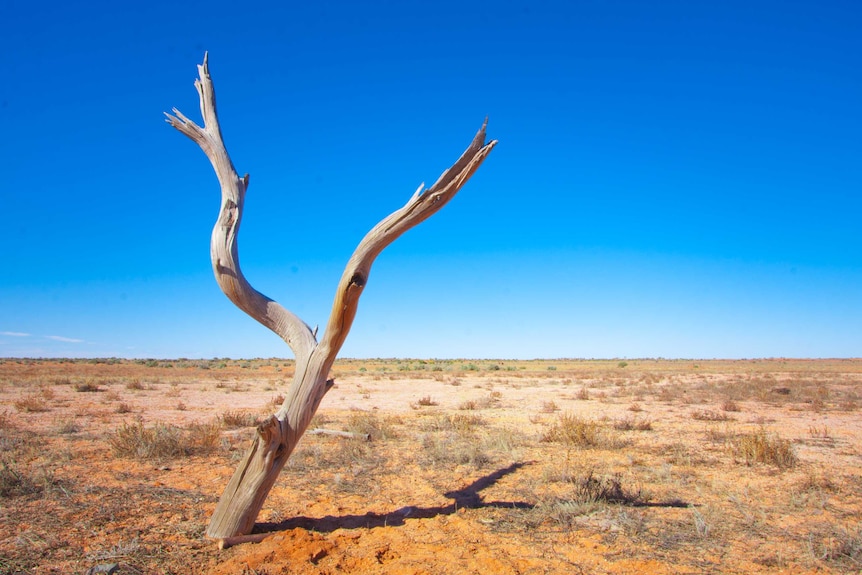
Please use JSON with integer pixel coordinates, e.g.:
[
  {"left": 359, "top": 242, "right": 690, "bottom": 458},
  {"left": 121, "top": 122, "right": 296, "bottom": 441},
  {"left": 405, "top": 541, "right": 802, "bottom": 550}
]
[{"left": 1, "top": 358, "right": 860, "bottom": 574}]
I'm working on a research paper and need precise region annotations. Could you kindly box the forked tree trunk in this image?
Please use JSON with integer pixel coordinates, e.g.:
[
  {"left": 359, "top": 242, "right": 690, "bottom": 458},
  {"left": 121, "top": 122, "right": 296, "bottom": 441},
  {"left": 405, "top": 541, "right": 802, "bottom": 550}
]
[{"left": 165, "top": 54, "right": 496, "bottom": 541}]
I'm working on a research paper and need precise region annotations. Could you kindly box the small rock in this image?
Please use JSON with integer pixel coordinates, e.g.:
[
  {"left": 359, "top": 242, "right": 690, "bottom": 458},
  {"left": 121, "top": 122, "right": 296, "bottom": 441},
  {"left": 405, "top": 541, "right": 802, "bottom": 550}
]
[{"left": 86, "top": 564, "right": 119, "bottom": 575}]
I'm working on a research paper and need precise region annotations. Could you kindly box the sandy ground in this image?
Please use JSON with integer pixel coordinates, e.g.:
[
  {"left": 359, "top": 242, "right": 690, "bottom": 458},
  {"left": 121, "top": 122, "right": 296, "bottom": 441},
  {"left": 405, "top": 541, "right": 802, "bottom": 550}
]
[{"left": 1, "top": 358, "right": 860, "bottom": 574}]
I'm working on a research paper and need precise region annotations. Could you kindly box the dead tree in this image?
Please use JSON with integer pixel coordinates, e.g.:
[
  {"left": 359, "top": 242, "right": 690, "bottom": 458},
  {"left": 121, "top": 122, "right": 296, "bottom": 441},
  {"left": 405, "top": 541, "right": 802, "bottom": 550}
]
[{"left": 165, "top": 54, "right": 496, "bottom": 541}]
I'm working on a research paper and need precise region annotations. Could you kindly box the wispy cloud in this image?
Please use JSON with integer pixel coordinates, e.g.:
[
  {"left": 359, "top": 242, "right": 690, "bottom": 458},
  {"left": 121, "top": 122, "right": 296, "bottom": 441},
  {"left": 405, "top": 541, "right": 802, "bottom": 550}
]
[
  {"left": 1, "top": 331, "right": 31, "bottom": 337},
  {"left": 45, "top": 335, "right": 84, "bottom": 343}
]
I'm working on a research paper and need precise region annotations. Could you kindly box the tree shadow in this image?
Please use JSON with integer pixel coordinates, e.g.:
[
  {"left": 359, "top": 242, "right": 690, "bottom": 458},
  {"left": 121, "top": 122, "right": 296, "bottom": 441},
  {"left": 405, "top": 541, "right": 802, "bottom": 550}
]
[
  {"left": 631, "top": 500, "right": 691, "bottom": 508},
  {"left": 252, "top": 461, "right": 693, "bottom": 536},
  {"left": 254, "top": 461, "right": 535, "bottom": 534}
]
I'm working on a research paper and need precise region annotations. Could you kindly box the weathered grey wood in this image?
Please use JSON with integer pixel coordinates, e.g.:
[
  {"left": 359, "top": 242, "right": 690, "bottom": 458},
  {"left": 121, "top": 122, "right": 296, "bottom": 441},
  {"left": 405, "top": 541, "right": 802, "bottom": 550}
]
[
  {"left": 217, "top": 532, "right": 273, "bottom": 550},
  {"left": 166, "top": 53, "right": 496, "bottom": 541},
  {"left": 308, "top": 428, "right": 371, "bottom": 441}
]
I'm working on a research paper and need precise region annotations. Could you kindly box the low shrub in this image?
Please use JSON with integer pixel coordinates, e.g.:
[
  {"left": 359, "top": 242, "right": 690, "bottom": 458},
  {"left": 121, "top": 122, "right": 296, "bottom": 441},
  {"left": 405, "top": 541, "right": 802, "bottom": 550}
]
[
  {"left": 421, "top": 433, "right": 490, "bottom": 468},
  {"left": 74, "top": 380, "right": 102, "bottom": 393},
  {"left": 54, "top": 416, "right": 81, "bottom": 434},
  {"left": 542, "top": 414, "right": 607, "bottom": 448},
  {"left": 808, "top": 524, "right": 862, "bottom": 567},
  {"left": 13, "top": 393, "right": 50, "bottom": 413},
  {"left": 722, "top": 399, "right": 741, "bottom": 412},
  {"left": 576, "top": 471, "right": 643, "bottom": 505},
  {"left": 219, "top": 410, "right": 259, "bottom": 428},
  {"left": 0, "top": 458, "right": 46, "bottom": 498},
  {"left": 732, "top": 428, "right": 797, "bottom": 469},
  {"left": 109, "top": 420, "right": 222, "bottom": 460},
  {"left": 346, "top": 412, "right": 398, "bottom": 441},
  {"left": 613, "top": 416, "right": 653, "bottom": 431},
  {"left": 541, "top": 401, "right": 559, "bottom": 413},
  {"left": 458, "top": 400, "right": 478, "bottom": 411},
  {"left": 691, "top": 409, "right": 734, "bottom": 422},
  {"left": 125, "top": 379, "right": 145, "bottom": 390}
]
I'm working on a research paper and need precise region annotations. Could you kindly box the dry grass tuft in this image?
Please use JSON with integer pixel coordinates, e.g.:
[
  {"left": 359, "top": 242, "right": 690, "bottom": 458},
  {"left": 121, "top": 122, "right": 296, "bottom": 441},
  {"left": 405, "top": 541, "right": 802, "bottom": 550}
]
[
  {"left": 528, "top": 471, "right": 646, "bottom": 530},
  {"left": 74, "top": 380, "right": 102, "bottom": 393},
  {"left": 807, "top": 524, "right": 862, "bottom": 568},
  {"left": 691, "top": 409, "right": 734, "bottom": 422},
  {"left": 444, "top": 413, "right": 488, "bottom": 433},
  {"left": 124, "top": 379, "right": 145, "bottom": 390},
  {"left": 540, "top": 401, "right": 559, "bottom": 413},
  {"left": 432, "top": 413, "right": 487, "bottom": 434},
  {"left": 722, "top": 399, "right": 741, "bottom": 412},
  {"left": 109, "top": 421, "right": 184, "bottom": 460},
  {"left": 219, "top": 410, "right": 259, "bottom": 429},
  {"left": 54, "top": 416, "right": 81, "bottom": 434},
  {"left": 732, "top": 428, "right": 797, "bottom": 469},
  {"left": 576, "top": 471, "right": 644, "bottom": 505},
  {"left": 109, "top": 420, "right": 222, "bottom": 460},
  {"left": 13, "top": 393, "right": 50, "bottom": 413},
  {"left": 346, "top": 412, "right": 398, "bottom": 441},
  {"left": 418, "top": 413, "right": 493, "bottom": 468},
  {"left": 613, "top": 415, "right": 653, "bottom": 431},
  {"left": 0, "top": 434, "right": 57, "bottom": 499},
  {"left": 542, "top": 413, "right": 607, "bottom": 448},
  {"left": 0, "top": 458, "right": 52, "bottom": 498},
  {"left": 421, "top": 433, "right": 491, "bottom": 468},
  {"left": 185, "top": 420, "right": 223, "bottom": 451},
  {"left": 796, "top": 470, "right": 839, "bottom": 494}
]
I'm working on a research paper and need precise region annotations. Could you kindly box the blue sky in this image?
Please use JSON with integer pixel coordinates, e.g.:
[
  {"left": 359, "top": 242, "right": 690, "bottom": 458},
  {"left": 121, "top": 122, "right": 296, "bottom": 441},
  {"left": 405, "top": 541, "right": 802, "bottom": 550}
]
[{"left": 1, "top": 0, "right": 860, "bottom": 359}]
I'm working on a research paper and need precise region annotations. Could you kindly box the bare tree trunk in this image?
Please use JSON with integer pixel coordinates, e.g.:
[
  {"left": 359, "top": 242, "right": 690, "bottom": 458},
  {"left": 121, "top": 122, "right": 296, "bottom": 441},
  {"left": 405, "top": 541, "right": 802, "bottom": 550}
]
[{"left": 166, "top": 54, "right": 496, "bottom": 541}]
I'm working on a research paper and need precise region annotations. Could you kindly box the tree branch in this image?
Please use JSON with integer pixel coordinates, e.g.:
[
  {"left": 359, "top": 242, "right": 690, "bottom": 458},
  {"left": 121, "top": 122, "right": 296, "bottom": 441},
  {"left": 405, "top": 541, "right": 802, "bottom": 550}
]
[
  {"left": 316, "top": 122, "right": 497, "bottom": 364},
  {"left": 165, "top": 53, "right": 316, "bottom": 360}
]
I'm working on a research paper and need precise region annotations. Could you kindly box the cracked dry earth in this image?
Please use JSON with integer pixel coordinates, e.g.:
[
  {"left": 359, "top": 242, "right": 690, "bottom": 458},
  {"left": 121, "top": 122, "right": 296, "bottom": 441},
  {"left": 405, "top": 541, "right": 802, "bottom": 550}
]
[{"left": 1, "top": 358, "right": 861, "bottom": 574}]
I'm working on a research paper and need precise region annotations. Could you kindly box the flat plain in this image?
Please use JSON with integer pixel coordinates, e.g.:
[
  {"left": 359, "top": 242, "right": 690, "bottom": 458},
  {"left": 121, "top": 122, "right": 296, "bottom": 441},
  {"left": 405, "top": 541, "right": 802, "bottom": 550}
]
[{"left": 1, "top": 358, "right": 860, "bottom": 574}]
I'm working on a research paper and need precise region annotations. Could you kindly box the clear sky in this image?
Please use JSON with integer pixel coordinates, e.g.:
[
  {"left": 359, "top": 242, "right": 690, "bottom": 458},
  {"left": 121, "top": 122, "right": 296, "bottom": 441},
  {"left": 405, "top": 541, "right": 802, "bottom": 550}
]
[{"left": 1, "top": 0, "right": 860, "bottom": 359}]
